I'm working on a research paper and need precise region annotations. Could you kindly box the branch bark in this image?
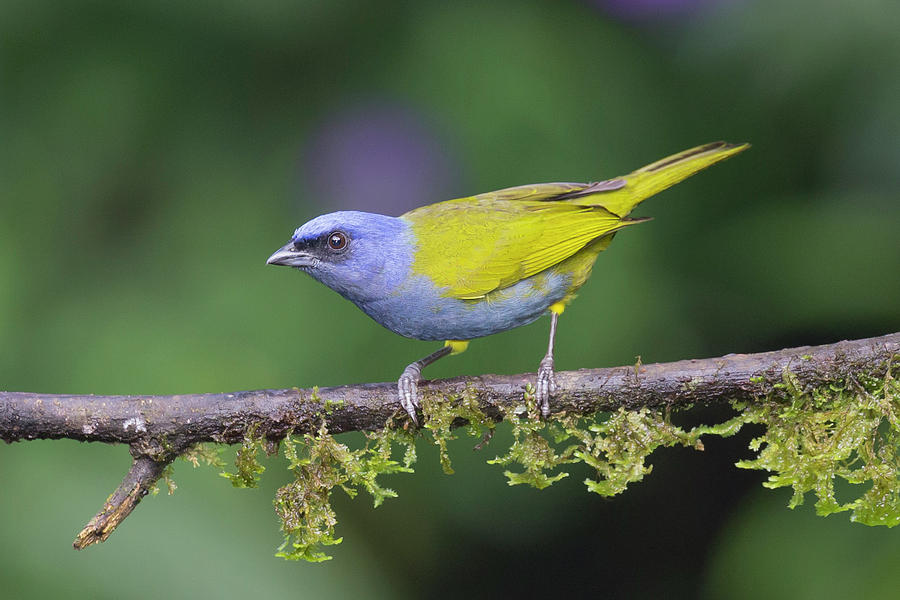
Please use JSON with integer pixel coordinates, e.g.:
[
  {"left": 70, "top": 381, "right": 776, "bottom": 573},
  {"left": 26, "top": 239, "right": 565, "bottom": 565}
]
[
  {"left": 72, "top": 455, "right": 170, "bottom": 550},
  {"left": 2, "top": 332, "right": 898, "bottom": 549}
]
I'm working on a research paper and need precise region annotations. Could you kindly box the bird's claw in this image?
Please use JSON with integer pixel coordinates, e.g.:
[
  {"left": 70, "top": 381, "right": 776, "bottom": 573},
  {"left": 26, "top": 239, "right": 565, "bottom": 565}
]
[
  {"left": 536, "top": 356, "right": 557, "bottom": 418},
  {"left": 398, "top": 365, "right": 422, "bottom": 425}
]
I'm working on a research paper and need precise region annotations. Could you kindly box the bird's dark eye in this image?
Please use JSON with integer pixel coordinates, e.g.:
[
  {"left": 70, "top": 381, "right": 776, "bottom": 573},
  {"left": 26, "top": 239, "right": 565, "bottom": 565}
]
[{"left": 327, "top": 231, "right": 348, "bottom": 251}]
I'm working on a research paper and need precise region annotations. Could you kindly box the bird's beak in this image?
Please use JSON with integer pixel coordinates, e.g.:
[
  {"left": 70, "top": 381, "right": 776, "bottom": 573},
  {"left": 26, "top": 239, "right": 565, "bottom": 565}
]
[{"left": 266, "top": 244, "right": 317, "bottom": 268}]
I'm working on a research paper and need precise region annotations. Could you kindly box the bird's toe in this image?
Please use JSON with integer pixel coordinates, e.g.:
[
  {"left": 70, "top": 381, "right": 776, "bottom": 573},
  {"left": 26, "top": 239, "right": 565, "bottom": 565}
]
[
  {"left": 397, "top": 368, "right": 422, "bottom": 425},
  {"left": 536, "top": 357, "right": 556, "bottom": 418}
]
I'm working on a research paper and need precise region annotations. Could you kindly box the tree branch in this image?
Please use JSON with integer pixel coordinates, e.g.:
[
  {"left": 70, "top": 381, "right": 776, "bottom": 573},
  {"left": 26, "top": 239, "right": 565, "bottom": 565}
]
[
  {"left": 2, "top": 332, "right": 898, "bottom": 549},
  {"left": 73, "top": 455, "right": 170, "bottom": 550}
]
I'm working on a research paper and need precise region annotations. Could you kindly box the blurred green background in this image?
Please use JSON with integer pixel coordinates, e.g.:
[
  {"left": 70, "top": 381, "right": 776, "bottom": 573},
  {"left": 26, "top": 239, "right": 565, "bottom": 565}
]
[{"left": 2, "top": 0, "right": 899, "bottom": 598}]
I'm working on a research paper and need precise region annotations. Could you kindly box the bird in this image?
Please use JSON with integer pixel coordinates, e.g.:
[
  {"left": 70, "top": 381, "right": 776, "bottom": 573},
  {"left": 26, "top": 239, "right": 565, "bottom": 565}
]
[{"left": 267, "top": 141, "right": 748, "bottom": 424}]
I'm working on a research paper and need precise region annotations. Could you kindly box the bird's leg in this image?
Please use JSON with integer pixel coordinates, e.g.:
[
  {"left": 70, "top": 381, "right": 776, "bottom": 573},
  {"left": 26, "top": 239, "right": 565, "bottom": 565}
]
[
  {"left": 398, "top": 345, "right": 453, "bottom": 425},
  {"left": 536, "top": 309, "right": 560, "bottom": 418}
]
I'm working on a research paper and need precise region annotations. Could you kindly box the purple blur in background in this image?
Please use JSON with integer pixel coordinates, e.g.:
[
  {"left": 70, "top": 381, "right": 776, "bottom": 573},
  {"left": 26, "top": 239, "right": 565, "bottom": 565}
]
[
  {"left": 302, "top": 103, "right": 459, "bottom": 216},
  {"left": 592, "top": 0, "right": 711, "bottom": 19}
]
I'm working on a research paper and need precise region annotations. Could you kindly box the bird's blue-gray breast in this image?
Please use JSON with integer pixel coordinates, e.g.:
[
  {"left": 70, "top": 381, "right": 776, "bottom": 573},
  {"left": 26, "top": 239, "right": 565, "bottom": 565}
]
[{"left": 293, "top": 211, "right": 570, "bottom": 341}]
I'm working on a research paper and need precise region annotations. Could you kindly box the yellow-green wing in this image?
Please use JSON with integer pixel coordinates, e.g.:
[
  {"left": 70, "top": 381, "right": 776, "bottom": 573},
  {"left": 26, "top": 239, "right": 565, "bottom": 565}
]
[
  {"left": 461, "top": 142, "right": 747, "bottom": 217},
  {"left": 468, "top": 180, "right": 626, "bottom": 204},
  {"left": 402, "top": 198, "right": 636, "bottom": 299},
  {"left": 401, "top": 141, "right": 748, "bottom": 299}
]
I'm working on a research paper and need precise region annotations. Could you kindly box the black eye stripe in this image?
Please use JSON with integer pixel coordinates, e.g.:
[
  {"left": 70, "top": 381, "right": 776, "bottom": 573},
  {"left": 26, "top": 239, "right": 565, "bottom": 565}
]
[{"left": 291, "top": 232, "right": 349, "bottom": 253}]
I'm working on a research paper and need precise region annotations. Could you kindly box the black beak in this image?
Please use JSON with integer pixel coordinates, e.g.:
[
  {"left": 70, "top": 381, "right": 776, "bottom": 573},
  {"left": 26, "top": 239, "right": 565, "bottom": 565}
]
[{"left": 266, "top": 243, "right": 317, "bottom": 268}]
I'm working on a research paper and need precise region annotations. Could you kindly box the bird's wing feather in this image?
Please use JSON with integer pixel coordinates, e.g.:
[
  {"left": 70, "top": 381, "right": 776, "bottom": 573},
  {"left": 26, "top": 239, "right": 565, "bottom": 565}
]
[
  {"left": 470, "top": 142, "right": 748, "bottom": 217},
  {"left": 401, "top": 141, "right": 748, "bottom": 299},
  {"left": 403, "top": 197, "right": 633, "bottom": 299},
  {"left": 470, "top": 180, "right": 626, "bottom": 204}
]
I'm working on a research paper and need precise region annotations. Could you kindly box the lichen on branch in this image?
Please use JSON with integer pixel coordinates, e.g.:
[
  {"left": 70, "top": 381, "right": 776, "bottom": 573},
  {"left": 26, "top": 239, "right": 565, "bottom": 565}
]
[
  {"left": 216, "top": 358, "right": 899, "bottom": 562},
  {"left": 1, "top": 332, "right": 897, "bottom": 560},
  {"left": 735, "top": 368, "right": 900, "bottom": 525}
]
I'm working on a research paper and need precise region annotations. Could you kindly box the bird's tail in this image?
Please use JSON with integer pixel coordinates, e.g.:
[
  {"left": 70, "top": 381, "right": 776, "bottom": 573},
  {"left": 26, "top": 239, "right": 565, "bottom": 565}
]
[{"left": 586, "top": 141, "right": 749, "bottom": 218}]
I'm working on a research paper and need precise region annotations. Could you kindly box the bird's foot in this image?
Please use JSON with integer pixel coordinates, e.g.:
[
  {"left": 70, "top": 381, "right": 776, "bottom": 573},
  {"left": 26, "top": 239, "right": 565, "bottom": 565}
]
[
  {"left": 536, "top": 356, "right": 557, "bottom": 418},
  {"left": 398, "top": 364, "right": 423, "bottom": 425}
]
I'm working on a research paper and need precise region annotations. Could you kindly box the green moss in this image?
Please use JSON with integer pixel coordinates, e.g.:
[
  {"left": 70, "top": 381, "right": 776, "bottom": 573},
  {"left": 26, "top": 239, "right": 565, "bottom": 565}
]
[
  {"left": 152, "top": 463, "right": 178, "bottom": 496},
  {"left": 151, "top": 444, "right": 225, "bottom": 496},
  {"left": 310, "top": 385, "right": 346, "bottom": 415},
  {"left": 220, "top": 423, "right": 267, "bottom": 488},
  {"left": 485, "top": 384, "right": 745, "bottom": 495},
  {"left": 182, "top": 443, "right": 225, "bottom": 468},
  {"left": 323, "top": 398, "right": 345, "bottom": 414},
  {"left": 488, "top": 384, "right": 576, "bottom": 488},
  {"left": 420, "top": 385, "right": 494, "bottom": 474},
  {"left": 483, "top": 365, "right": 900, "bottom": 516},
  {"left": 566, "top": 408, "right": 703, "bottom": 496},
  {"left": 207, "top": 361, "right": 899, "bottom": 563},
  {"left": 274, "top": 422, "right": 416, "bottom": 561},
  {"left": 735, "top": 367, "right": 900, "bottom": 526}
]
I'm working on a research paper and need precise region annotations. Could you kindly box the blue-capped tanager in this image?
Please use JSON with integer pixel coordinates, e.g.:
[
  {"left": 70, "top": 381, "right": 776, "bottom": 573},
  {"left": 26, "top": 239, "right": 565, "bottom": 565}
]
[{"left": 268, "top": 141, "right": 748, "bottom": 423}]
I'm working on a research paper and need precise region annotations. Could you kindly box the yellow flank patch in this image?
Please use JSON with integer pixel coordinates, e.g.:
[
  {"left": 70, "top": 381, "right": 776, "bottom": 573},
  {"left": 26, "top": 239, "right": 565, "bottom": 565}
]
[
  {"left": 444, "top": 340, "right": 469, "bottom": 355},
  {"left": 549, "top": 302, "right": 566, "bottom": 315}
]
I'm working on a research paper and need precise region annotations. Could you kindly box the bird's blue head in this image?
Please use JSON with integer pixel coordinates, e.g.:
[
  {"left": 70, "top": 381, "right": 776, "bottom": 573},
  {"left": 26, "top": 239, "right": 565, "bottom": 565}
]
[{"left": 267, "top": 211, "right": 413, "bottom": 304}]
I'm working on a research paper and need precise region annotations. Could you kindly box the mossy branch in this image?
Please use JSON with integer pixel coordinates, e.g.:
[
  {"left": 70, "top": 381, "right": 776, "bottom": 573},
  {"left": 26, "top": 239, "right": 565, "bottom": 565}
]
[{"left": 1, "top": 332, "right": 897, "bottom": 552}]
